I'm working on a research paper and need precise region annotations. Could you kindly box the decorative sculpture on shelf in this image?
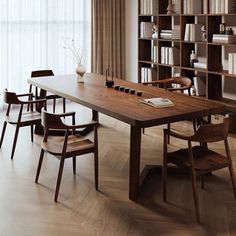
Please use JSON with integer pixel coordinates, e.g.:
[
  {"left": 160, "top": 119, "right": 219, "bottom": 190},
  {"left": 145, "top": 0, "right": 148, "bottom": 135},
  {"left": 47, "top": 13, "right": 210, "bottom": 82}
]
[
  {"left": 152, "top": 25, "right": 158, "bottom": 38},
  {"left": 167, "top": 0, "right": 175, "bottom": 15}
]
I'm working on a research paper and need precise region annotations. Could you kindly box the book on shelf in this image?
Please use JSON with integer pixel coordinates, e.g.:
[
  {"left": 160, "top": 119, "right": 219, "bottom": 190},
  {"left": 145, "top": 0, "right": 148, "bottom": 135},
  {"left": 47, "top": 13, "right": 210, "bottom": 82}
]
[
  {"left": 212, "top": 34, "right": 236, "bottom": 44},
  {"left": 210, "top": 0, "right": 236, "bottom": 13},
  {"left": 141, "top": 97, "right": 175, "bottom": 108},
  {"left": 184, "top": 24, "right": 203, "bottom": 42},
  {"left": 141, "top": 67, "right": 156, "bottom": 83},
  {"left": 193, "top": 77, "right": 206, "bottom": 96},
  {"left": 151, "top": 45, "right": 158, "bottom": 63},
  {"left": 228, "top": 53, "right": 236, "bottom": 74},
  {"left": 183, "top": 0, "right": 202, "bottom": 14},
  {"left": 140, "top": 0, "right": 157, "bottom": 15},
  {"left": 140, "top": 22, "right": 155, "bottom": 38},
  {"left": 193, "top": 62, "right": 207, "bottom": 69},
  {"left": 161, "top": 47, "right": 180, "bottom": 65},
  {"left": 160, "top": 27, "right": 180, "bottom": 40}
]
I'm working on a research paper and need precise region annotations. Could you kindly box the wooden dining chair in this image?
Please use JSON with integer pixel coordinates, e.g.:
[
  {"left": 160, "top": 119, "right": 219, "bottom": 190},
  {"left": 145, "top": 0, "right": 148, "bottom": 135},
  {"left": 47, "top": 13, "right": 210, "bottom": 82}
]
[
  {"left": 162, "top": 118, "right": 236, "bottom": 222},
  {"left": 35, "top": 110, "right": 99, "bottom": 202},
  {"left": 0, "top": 90, "right": 47, "bottom": 159},
  {"left": 29, "top": 70, "right": 66, "bottom": 113},
  {"left": 143, "top": 76, "right": 197, "bottom": 136}
]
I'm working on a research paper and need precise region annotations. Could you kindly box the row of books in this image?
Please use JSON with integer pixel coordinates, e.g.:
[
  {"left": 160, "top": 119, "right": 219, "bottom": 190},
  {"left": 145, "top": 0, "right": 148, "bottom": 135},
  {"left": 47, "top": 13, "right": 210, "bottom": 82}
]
[
  {"left": 141, "top": 67, "right": 156, "bottom": 83},
  {"left": 209, "top": 0, "right": 236, "bottom": 14},
  {"left": 140, "top": 22, "right": 155, "bottom": 38},
  {"left": 184, "top": 24, "right": 203, "bottom": 42},
  {"left": 183, "top": 0, "right": 207, "bottom": 14},
  {"left": 160, "top": 47, "right": 180, "bottom": 65},
  {"left": 139, "top": 0, "right": 157, "bottom": 15},
  {"left": 160, "top": 28, "right": 180, "bottom": 40},
  {"left": 212, "top": 34, "right": 236, "bottom": 44},
  {"left": 228, "top": 53, "right": 236, "bottom": 74}
]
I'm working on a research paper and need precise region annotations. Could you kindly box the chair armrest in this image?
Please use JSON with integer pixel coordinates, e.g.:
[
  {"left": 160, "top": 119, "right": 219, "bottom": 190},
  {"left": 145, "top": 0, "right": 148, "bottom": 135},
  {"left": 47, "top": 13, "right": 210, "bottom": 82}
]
[
  {"left": 143, "top": 78, "right": 174, "bottom": 86},
  {"left": 58, "top": 111, "right": 76, "bottom": 118},
  {"left": 21, "top": 98, "right": 47, "bottom": 105},
  {"left": 16, "top": 93, "right": 33, "bottom": 98},
  {"left": 164, "top": 129, "right": 193, "bottom": 141},
  {"left": 65, "top": 120, "right": 98, "bottom": 130}
]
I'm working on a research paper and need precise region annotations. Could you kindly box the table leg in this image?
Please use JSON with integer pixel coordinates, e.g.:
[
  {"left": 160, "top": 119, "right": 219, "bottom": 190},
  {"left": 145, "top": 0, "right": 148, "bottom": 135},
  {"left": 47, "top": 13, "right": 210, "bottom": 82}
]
[
  {"left": 129, "top": 125, "right": 142, "bottom": 200},
  {"left": 92, "top": 110, "right": 99, "bottom": 122}
]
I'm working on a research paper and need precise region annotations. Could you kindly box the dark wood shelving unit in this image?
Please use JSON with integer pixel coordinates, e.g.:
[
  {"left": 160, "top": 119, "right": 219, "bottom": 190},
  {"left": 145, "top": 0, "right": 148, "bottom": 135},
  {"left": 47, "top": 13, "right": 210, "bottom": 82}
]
[{"left": 138, "top": 0, "right": 236, "bottom": 112}]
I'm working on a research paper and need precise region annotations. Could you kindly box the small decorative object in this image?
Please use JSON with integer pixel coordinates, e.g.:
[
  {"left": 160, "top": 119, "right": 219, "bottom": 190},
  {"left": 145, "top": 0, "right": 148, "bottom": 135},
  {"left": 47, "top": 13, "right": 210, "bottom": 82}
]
[
  {"left": 190, "top": 50, "right": 198, "bottom": 68},
  {"left": 130, "top": 89, "right": 135, "bottom": 94},
  {"left": 220, "top": 23, "right": 226, "bottom": 34},
  {"left": 125, "top": 88, "right": 130, "bottom": 93},
  {"left": 63, "top": 38, "right": 85, "bottom": 83},
  {"left": 152, "top": 25, "right": 158, "bottom": 39},
  {"left": 105, "top": 68, "right": 114, "bottom": 88},
  {"left": 119, "top": 86, "right": 125, "bottom": 91},
  {"left": 76, "top": 64, "right": 86, "bottom": 83},
  {"left": 114, "top": 85, "right": 120, "bottom": 90},
  {"left": 226, "top": 27, "right": 233, "bottom": 35},
  {"left": 137, "top": 91, "right": 143, "bottom": 97},
  {"left": 201, "top": 25, "right": 207, "bottom": 42},
  {"left": 167, "top": 0, "right": 175, "bottom": 15}
]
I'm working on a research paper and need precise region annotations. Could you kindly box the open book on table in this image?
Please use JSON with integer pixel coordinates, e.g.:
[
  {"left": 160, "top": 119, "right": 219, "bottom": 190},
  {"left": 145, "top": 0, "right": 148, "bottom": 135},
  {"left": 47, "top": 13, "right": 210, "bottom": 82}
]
[{"left": 141, "top": 97, "right": 174, "bottom": 108}]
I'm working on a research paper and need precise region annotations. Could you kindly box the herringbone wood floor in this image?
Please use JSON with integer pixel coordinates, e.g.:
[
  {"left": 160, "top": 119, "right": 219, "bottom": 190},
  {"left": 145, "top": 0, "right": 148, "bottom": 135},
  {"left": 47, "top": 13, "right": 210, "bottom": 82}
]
[{"left": 0, "top": 101, "right": 236, "bottom": 236}]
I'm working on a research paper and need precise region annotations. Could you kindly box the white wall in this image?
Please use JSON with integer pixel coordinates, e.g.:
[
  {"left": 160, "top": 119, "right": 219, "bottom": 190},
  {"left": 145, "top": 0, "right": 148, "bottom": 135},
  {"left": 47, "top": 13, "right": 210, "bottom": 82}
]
[{"left": 125, "top": 0, "right": 138, "bottom": 82}]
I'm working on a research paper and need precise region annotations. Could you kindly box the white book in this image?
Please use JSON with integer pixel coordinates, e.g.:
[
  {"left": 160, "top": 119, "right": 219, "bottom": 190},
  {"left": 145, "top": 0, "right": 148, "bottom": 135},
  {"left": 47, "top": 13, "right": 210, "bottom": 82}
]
[
  {"left": 164, "top": 47, "right": 169, "bottom": 64},
  {"left": 147, "top": 68, "right": 152, "bottom": 82},
  {"left": 233, "top": 53, "right": 236, "bottom": 75},
  {"left": 169, "top": 48, "right": 174, "bottom": 65},
  {"left": 229, "top": 53, "right": 233, "bottom": 74},
  {"left": 153, "top": 46, "right": 158, "bottom": 63},
  {"left": 203, "top": 0, "right": 208, "bottom": 13},
  {"left": 161, "top": 47, "right": 165, "bottom": 64},
  {"left": 184, "top": 24, "right": 190, "bottom": 41},
  {"left": 141, "top": 98, "right": 175, "bottom": 108},
  {"left": 193, "top": 77, "right": 206, "bottom": 96}
]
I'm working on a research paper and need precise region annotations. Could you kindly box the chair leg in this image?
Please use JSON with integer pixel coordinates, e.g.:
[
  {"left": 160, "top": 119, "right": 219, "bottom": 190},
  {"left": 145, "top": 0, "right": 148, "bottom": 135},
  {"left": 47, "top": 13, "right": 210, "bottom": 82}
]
[
  {"left": 63, "top": 98, "right": 66, "bottom": 113},
  {"left": 11, "top": 125, "right": 20, "bottom": 160},
  {"left": 167, "top": 123, "right": 170, "bottom": 144},
  {"left": 225, "top": 140, "right": 236, "bottom": 200},
  {"left": 0, "top": 121, "right": 7, "bottom": 148},
  {"left": 54, "top": 157, "right": 65, "bottom": 202},
  {"left": 193, "top": 119, "right": 197, "bottom": 132},
  {"left": 72, "top": 157, "right": 76, "bottom": 174},
  {"left": 163, "top": 133, "right": 168, "bottom": 202},
  {"left": 31, "top": 125, "right": 34, "bottom": 142},
  {"left": 94, "top": 151, "right": 98, "bottom": 190},
  {"left": 35, "top": 149, "right": 45, "bottom": 183},
  {"left": 53, "top": 98, "right": 56, "bottom": 113},
  {"left": 142, "top": 128, "right": 145, "bottom": 134}
]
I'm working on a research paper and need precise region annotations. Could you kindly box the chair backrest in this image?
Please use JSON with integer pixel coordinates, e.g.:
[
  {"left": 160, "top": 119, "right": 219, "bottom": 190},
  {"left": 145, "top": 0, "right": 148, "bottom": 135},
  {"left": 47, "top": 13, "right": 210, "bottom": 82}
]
[
  {"left": 41, "top": 109, "right": 67, "bottom": 130},
  {"left": 192, "top": 118, "right": 230, "bottom": 142},
  {"left": 171, "top": 77, "right": 192, "bottom": 88},
  {"left": 31, "top": 70, "right": 54, "bottom": 77},
  {"left": 4, "top": 91, "right": 21, "bottom": 104}
]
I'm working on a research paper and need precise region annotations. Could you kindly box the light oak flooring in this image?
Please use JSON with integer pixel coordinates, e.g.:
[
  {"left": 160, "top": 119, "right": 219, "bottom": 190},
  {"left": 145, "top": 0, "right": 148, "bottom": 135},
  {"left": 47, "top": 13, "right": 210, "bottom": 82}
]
[{"left": 0, "top": 102, "right": 236, "bottom": 236}]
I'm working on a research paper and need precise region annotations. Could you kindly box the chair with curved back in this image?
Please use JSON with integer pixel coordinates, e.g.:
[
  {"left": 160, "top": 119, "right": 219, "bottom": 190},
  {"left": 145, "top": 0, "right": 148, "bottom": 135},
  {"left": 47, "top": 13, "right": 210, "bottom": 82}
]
[
  {"left": 29, "top": 70, "right": 66, "bottom": 113},
  {"left": 35, "top": 109, "right": 99, "bottom": 202},
  {"left": 162, "top": 118, "right": 236, "bottom": 222},
  {"left": 143, "top": 76, "right": 197, "bottom": 136},
  {"left": 0, "top": 90, "right": 46, "bottom": 159}
]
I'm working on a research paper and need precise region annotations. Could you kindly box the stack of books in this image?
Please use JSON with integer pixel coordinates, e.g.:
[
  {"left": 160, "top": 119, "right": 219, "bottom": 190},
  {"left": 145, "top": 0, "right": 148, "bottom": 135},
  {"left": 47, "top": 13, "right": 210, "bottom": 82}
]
[
  {"left": 228, "top": 53, "right": 236, "bottom": 74},
  {"left": 141, "top": 97, "right": 174, "bottom": 108},
  {"left": 141, "top": 67, "right": 156, "bottom": 83},
  {"left": 209, "top": 0, "right": 236, "bottom": 14},
  {"left": 140, "top": 22, "right": 155, "bottom": 38},
  {"left": 161, "top": 47, "right": 180, "bottom": 65},
  {"left": 184, "top": 24, "right": 203, "bottom": 42},
  {"left": 193, "top": 62, "right": 207, "bottom": 69},
  {"left": 160, "top": 28, "right": 180, "bottom": 40},
  {"left": 212, "top": 34, "right": 236, "bottom": 44},
  {"left": 183, "top": 0, "right": 203, "bottom": 14},
  {"left": 140, "top": 0, "right": 157, "bottom": 15}
]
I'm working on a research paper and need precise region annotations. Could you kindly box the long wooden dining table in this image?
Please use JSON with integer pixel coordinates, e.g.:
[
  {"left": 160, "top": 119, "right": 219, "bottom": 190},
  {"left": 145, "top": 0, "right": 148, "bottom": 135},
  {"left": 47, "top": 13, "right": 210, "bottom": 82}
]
[{"left": 28, "top": 73, "right": 226, "bottom": 200}]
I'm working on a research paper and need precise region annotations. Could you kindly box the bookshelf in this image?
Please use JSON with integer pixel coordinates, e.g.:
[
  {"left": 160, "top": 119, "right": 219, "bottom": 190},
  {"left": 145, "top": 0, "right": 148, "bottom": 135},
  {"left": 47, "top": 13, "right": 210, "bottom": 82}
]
[{"left": 138, "top": 0, "right": 236, "bottom": 113}]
